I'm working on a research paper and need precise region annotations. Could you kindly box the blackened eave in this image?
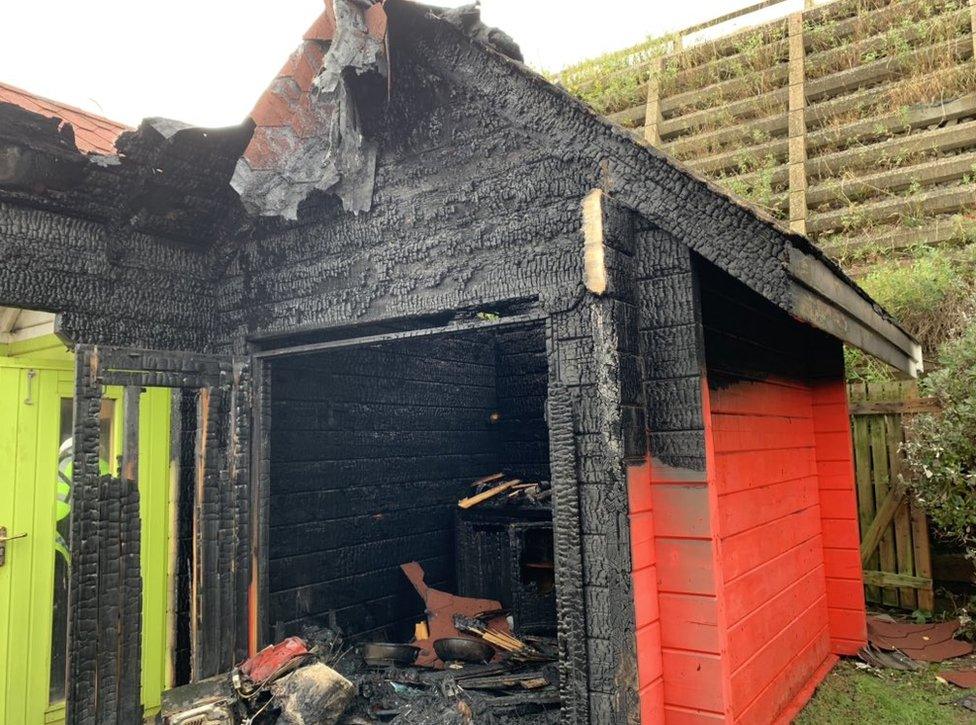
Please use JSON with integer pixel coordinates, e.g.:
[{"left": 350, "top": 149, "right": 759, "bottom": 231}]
[{"left": 389, "top": 0, "right": 922, "bottom": 376}]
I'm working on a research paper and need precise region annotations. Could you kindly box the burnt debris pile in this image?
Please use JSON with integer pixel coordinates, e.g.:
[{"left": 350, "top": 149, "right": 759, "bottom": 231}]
[{"left": 162, "top": 551, "right": 561, "bottom": 723}]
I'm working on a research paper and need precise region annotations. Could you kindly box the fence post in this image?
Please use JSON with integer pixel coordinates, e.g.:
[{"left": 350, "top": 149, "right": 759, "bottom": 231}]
[
  {"left": 788, "top": 12, "right": 808, "bottom": 235},
  {"left": 643, "top": 57, "right": 664, "bottom": 147},
  {"left": 970, "top": 0, "right": 976, "bottom": 60}
]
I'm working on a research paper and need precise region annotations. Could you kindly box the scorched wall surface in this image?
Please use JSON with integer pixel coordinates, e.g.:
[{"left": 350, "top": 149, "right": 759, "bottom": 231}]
[
  {"left": 267, "top": 335, "right": 498, "bottom": 639},
  {"left": 0, "top": 203, "right": 216, "bottom": 350}
]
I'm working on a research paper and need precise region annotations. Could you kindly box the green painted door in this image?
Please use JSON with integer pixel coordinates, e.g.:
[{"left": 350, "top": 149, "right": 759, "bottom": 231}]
[{"left": 0, "top": 354, "right": 172, "bottom": 724}]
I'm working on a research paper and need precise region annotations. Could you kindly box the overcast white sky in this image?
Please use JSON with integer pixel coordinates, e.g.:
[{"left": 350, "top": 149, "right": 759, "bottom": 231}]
[{"left": 0, "top": 0, "right": 808, "bottom": 128}]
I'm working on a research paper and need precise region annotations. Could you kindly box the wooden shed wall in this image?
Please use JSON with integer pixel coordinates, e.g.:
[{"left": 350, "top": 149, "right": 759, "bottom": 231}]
[
  {"left": 701, "top": 263, "right": 866, "bottom": 723},
  {"left": 627, "top": 259, "right": 867, "bottom": 723}
]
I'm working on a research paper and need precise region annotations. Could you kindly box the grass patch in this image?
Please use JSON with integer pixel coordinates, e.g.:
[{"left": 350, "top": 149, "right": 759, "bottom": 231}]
[{"left": 796, "top": 661, "right": 973, "bottom": 724}]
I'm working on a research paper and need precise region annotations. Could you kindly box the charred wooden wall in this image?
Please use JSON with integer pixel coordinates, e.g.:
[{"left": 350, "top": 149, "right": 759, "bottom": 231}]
[
  {"left": 493, "top": 325, "right": 550, "bottom": 482},
  {"left": 266, "top": 325, "right": 553, "bottom": 640},
  {"left": 227, "top": 25, "right": 660, "bottom": 723},
  {"left": 267, "top": 335, "right": 499, "bottom": 639},
  {"left": 0, "top": 202, "right": 216, "bottom": 349}
]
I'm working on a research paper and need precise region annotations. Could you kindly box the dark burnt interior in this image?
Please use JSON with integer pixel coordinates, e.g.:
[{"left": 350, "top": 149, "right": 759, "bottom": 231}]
[{"left": 266, "top": 321, "right": 553, "bottom": 642}]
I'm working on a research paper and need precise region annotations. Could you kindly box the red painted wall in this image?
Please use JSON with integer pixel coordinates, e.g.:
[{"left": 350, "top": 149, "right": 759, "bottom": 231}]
[
  {"left": 628, "top": 263, "right": 867, "bottom": 723},
  {"left": 628, "top": 460, "right": 666, "bottom": 723},
  {"left": 812, "top": 379, "right": 868, "bottom": 654},
  {"left": 710, "top": 376, "right": 833, "bottom": 723}
]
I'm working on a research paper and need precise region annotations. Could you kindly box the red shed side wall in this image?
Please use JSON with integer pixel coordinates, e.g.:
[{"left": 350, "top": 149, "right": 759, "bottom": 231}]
[
  {"left": 628, "top": 261, "right": 866, "bottom": 724},
  {"left": 701, "top": 263, "right": 866, "bottom": 723},
  {"left": 710, "top": 376, "right": 833, "bottom": 723}
]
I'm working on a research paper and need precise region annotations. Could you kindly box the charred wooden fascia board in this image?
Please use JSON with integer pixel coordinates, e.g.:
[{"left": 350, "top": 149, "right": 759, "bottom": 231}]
[
  {"left": 0, "top": 102, "right": 89, "bottom": 192},
  {"left": 787, "top": 247, "right": 922, "bottom": 376},
  {"left": 0, "top": 101, "right": 250, "bottom": 245},
  {"left": 399, "top": 1, "right": 918, "bottom": 373}
]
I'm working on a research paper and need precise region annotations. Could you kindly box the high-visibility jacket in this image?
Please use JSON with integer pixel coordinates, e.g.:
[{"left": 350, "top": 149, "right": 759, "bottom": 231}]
[{"left": 56, "top": 447, "right": 110, "bottom": 564}]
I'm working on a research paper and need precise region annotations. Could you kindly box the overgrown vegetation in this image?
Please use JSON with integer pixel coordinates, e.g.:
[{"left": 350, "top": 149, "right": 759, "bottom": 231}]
[
  {"left": 844, "top": 246, "right": 976, "bottom": 381},
  {"left": 904, "top": 316, "right": 976, "bottom": 557},
  {"left": 548, "top": 35, "right": 673, "bottom": 116},
  {"left": 796, "top": 660, "right": 973, "bottom": 724},
  {"left": 556, "top": 0, "right": 976, "bottom": 387},
  {"left": 860, "top": 247, "right": 975, "bottom": 350}
]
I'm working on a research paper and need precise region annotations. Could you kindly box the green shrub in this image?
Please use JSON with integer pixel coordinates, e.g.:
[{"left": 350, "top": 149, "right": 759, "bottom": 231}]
[
  {"left": 904, "top": 318, "right": 976, "bottom": 555},
  {"left": 846, "top": 248, "right": 976, "bottom": 381},
  {"left": 859, "top": 248, "right": 974, "bottom": 353}
]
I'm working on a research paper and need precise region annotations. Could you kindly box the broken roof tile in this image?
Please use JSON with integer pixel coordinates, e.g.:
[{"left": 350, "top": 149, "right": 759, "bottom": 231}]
[
  {"left": 242, "top": 125, "right": 298, "bottom": 170},
  {"left": 364, "top": 3, "right": 388, "bottom": 39},
  {"left": 234, "top": 0, "right": 386, "bottom": 218},
  {"left": 249, "top": 77, "right": 304, "bottom": 128},
  {"left": 867, "top": 616, "right": 974, "bottom": 663}
]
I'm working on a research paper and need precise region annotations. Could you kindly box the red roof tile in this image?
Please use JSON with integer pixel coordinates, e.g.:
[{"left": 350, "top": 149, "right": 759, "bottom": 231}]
[{"left": 0, "top": 81, "right": 128, "bottom": 155}]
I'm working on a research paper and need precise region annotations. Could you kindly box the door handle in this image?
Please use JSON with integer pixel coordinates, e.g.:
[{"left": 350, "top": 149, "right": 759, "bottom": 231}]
[{"left": 0, "top": 527, "right": 27, "bottom": 568}]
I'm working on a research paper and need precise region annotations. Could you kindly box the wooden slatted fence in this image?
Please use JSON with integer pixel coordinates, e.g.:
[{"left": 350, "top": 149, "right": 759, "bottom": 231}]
[{"left": 848, "top": 380, "right": 937, "bottom": 610}]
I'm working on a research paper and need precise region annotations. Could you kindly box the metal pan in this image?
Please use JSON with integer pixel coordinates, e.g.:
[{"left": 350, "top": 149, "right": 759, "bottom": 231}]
[
  {"left": 433, "top": 637, "right": 495, "bottom": 664},
  {"left": 360, "top": 642, "right": 421, "bottom": 667}
]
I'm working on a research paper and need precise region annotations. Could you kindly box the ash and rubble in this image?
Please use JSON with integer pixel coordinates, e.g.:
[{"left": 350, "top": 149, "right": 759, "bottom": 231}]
[
  {"left": 162, "top": 473, "right": 560, "bottom": 724},
  {"left": 162, "top": 623, "right": 560, "bottom": 725}
]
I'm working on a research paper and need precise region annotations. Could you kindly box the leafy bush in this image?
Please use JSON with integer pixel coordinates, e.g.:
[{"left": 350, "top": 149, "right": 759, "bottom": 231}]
[
  {"left": 846, "top": 247, "right": 976, "bottom": 381},
  {"left": 860, "top": 248, "right": 974, "bottom": 352},
  {"left": 904, "top": 318, "right": 976, "bottom": 555}
]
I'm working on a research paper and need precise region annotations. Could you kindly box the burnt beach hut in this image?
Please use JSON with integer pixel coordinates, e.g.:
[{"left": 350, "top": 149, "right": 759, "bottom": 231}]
[{"left": 0, "top": 1, "right": 922, "bottom": 723}]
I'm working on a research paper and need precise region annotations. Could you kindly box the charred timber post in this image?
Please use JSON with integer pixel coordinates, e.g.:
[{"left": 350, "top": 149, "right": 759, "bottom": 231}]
[
  {"left": 118, "top": 385, "right": 143, "bottom": 723},
  {"left": 66, "top": 347, "right": 103, "bottom": 724}
]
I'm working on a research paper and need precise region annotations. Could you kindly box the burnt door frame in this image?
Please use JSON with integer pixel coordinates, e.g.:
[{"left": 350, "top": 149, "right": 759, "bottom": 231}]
[{"left": 65, "top": 346, "right": 250, "bottom": 725}]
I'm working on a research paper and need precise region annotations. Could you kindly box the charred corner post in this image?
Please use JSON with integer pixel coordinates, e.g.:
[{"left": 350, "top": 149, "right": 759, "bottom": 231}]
[{"left": 0, "top": 0, "right": 923, "bottom": 723}]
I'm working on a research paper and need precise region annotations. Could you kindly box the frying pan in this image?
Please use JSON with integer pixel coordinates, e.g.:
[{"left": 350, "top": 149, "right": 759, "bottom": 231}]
[
  {"left": 433, "top": 637, "right": 495, "bottom": 664},
  {"left": 360, "top": 642, "right": 421, "bottom": 667}
]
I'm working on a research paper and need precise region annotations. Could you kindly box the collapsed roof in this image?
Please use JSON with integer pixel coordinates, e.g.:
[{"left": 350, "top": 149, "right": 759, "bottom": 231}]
[{"left": 0, "top": 0, "right": 922, "bottom": 376}]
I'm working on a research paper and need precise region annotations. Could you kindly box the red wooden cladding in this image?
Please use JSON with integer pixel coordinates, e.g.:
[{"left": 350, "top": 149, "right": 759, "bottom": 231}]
[
  {"left": 627, "top": 460, "right": 666, "bottom": 722},
  {"left": 814, "top": 379, "right": 867, "bottom": 655},
  {"left": 628, "top": 374, "right": 865, "bottom": 723},
  {"left": 714, "top": 375, "right": 841, "bottom": 720}
]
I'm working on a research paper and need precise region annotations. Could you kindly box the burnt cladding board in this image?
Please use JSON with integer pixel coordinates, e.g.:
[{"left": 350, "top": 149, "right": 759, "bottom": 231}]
[
  {"left": 0, "top": 202, "right": 216, "bottom": 350},
  {"left": 698, "top": 258, "right": 843, "bottom": 384},
  {"left": 493, "top": 325, "right": 550, "bottom": 482},
  {"left": 267, "top": 333, "right": 501, "bottom": 639},
  {"left": 636, "top": 224, "right": 707, "bottom": 475}
]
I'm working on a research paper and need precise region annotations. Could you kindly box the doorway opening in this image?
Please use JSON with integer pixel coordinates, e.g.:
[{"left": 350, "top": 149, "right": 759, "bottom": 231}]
[{"left": 264, "top": 320, "right": 557, "bottom": 645}]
